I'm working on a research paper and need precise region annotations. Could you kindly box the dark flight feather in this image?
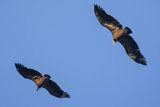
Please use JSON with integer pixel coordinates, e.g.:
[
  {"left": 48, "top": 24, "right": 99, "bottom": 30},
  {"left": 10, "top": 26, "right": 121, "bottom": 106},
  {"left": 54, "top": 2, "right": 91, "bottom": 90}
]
[
  {"left": 94, "top": 4, "right": 122, "bottom": 33},
  {"left": 15, "top": 63, "right": 42, "bottom": 80},
  {"left": 43, "top": 79, "right": 68, "bottom": 98},
  {"left": 118, "top": 35, "right": 147, "bottom": 65},
  {"left": 118, "top": 35, "right": 139, "bottom": 54}
]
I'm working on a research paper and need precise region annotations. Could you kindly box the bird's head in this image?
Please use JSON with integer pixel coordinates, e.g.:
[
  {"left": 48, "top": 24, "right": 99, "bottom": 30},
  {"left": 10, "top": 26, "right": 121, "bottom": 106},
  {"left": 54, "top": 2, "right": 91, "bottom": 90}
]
[{"left": 44, "top": 74, "right": 51, "bottom": 79}]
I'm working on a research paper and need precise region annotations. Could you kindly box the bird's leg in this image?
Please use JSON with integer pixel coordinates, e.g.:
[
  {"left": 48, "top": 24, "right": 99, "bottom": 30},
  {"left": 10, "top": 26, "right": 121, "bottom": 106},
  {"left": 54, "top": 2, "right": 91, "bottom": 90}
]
[
  {"left": 36, "top": 87, "right": 40, "bottom": 91},
  {"left": 112, "top": 39, "right": 116, "bottom": 46}
]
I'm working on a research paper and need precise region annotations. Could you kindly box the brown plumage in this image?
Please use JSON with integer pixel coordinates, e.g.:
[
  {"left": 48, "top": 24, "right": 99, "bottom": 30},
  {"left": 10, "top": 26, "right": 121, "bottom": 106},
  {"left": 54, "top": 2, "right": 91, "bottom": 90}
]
[
  {"left": 15, "top": 63, "right": 70, "bottom": 98},
  {"left": 94, "top": 4, "right": 147, "bottom": 65}
]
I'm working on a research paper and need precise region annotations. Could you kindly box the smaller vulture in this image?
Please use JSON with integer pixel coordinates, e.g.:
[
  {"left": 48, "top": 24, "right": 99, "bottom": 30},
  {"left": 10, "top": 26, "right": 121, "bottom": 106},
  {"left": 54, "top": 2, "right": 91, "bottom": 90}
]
[
  {"left": 94, "top": 4, "right": 147, "bottom": 65},
  {"left": 15, "top": 63, "right": 70, "bottom": 98}
]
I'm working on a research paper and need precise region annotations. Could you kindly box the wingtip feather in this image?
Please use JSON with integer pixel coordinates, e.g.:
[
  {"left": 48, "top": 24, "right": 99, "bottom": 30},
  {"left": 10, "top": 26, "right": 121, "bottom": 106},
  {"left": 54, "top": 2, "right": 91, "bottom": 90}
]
[
  {"left": 139, "top": 58, "right": 147, "bottom": 66},
  {"left": 15, "top": 63, "right": 24, "bottom": 71},
  {"left": 128, "top": 53, "right": 147, "bottom": 66},
  {"left": 94, "top": 4, "right": 102, "bottom": 13}
]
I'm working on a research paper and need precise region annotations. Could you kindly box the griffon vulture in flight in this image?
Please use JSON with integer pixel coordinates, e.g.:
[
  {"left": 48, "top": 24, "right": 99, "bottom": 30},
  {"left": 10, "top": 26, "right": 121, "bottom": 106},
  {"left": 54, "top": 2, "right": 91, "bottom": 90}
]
[
  {"left": 15, "top": 63, "right": 70, "bottom": 98},
  {"left": 94, "top": 4, "right": 147, "bottom": 65}
]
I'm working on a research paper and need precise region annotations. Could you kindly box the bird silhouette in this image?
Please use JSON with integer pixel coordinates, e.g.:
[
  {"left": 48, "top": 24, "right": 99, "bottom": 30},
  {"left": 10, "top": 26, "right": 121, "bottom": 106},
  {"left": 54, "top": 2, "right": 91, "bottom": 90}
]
[
  {"left": 94, "top": 4, "right": 147, "bottom": 65},
  {"left": 15, "top": 63, "right": 70, "bottom": 98}
]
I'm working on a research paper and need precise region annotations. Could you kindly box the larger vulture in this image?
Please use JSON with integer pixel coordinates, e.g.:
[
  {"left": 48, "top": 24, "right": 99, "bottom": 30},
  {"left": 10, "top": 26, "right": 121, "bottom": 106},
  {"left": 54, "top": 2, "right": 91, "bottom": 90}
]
[
  {"left": 15, "top": 63, "right": 70, "bottom": 98},
  {"left": 94, "top": 4, "right": 147, "bottom": 65}
]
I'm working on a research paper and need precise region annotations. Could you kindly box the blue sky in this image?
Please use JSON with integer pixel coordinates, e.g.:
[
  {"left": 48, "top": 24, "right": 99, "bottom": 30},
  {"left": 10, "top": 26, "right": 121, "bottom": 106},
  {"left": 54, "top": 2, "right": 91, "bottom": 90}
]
[{"left": 0, "top": 0, "right": 160, "bottom": 107}]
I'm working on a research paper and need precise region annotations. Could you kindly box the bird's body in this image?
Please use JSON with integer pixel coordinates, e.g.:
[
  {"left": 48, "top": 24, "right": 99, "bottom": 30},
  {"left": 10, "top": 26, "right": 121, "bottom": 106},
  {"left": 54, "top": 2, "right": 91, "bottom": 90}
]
[
  {"left": 94, "top": 4, "right": 147, "bottom": 65},
  {"left": 15, "top": 63, "right": 70, "bottom": 98},
  {"left": 32, "top": 76, "right": 48, "bottom": 90}
]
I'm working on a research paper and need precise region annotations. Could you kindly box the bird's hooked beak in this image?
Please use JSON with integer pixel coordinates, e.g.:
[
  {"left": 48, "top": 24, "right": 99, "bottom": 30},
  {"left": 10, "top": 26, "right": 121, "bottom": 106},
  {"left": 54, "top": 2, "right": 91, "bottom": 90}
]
[{"left": 112, "top": 39, "right": 116, "bottom": 46}]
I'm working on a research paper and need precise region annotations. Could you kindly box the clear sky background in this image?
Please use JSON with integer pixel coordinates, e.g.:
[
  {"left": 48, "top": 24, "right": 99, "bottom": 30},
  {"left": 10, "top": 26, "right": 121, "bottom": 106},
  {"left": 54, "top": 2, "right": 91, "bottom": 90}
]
[{"left": 0, "top": 0, "right": 160, "bottom": 107}]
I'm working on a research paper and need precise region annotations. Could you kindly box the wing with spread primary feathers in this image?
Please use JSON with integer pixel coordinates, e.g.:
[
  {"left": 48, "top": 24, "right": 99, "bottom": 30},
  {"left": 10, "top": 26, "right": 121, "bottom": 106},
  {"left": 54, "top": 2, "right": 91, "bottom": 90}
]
[
  {"left": 118, "top": 35, "right": 147, "bottom": 65},
  {"left": 94, "top": 4, "right": 123, "bottom": 33},
  {"left": 15, "top": 63, "right": 42, "bottom": 80},
  {"left": 43, "top": 79, "right": 64, "bottom": 98}
]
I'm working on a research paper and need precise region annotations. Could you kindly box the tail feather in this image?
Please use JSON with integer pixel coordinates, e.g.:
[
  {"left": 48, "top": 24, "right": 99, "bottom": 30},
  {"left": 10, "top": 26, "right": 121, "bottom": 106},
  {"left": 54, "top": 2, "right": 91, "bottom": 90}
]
[{"left": 125, "top": 27, "right": 132, "bottom": 34}]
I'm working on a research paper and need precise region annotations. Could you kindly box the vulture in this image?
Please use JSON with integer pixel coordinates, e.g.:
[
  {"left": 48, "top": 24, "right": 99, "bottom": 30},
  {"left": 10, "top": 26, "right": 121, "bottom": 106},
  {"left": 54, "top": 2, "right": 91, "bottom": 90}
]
[
  {"left": 15, "top": 63, "right": 70, "bottom": 98},
  {"left": 94, "top": 4, "right": 147, "bottom": 65}
]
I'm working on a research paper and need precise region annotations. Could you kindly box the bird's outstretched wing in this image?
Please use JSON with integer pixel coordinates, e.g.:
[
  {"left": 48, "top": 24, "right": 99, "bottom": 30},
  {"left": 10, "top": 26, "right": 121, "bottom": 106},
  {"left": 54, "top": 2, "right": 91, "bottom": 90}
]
[
  {"left": 15, "top": 63, "right": 42, "bottom": 80},
  {"left": 43, "top": 79, "right": 65, "bottom": 98},
  {"left": 118, "top": 35, "right": 147, "bottom": 65},
  {"left": 94, "top": 4, "right": 122, "bottom": 32}
]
